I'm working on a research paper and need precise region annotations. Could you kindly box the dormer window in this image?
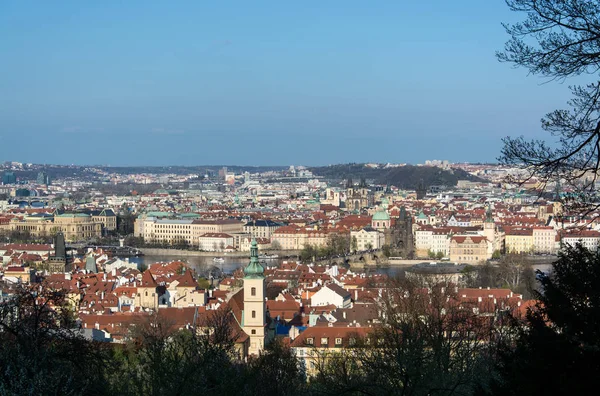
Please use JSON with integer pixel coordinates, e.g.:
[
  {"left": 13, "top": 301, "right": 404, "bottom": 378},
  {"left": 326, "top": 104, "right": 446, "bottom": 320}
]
[
  {"left": 321, "top": 337, "right": 328, "bottom": 346},
  {"left": 306, "top": 337, "right": 314, "bottom": 345},
  {"left": 335, "top": 338, "right": 343, "bottom": 345}
]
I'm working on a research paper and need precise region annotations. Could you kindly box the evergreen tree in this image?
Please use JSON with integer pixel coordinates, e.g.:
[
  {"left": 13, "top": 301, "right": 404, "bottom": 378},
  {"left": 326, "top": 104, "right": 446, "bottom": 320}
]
[{"left": 488, "top": 244, "right": 600, "bottom": 395}]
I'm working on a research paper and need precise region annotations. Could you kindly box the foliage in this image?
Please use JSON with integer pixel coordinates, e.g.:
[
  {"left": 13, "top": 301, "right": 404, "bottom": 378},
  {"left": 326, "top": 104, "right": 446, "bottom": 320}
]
[
  {"left": 351, "top": 236, "right": 358, "bottom": 253},
  {"left": 381, "top": 244, "right": 392, "bottom": 258},
  {"left": 309, "top": 163, "right": 485, "bottom": 189},
  {"left": 300, "top": 233, "right": 351, "bottom": 262},
  {"left": 117, "top": 310, "right": 244, "bottom": 395},
  {"left": 197, "top": 277, "right": 211, "bottom": 289},
  {"left": 244, "top": 339, "right": 306, "bottom": 395},
  {"left": 498, "top": 0, "right": 600, "bottom": 214},
  {"left": 310, "top": 277, "right": 499, "bottom": 395},
  {"left": 0, "top": 285, "right": 111, "bottom": 395},
  {"left": 487, "top": 243, "right": 600, "bottom": 395}
]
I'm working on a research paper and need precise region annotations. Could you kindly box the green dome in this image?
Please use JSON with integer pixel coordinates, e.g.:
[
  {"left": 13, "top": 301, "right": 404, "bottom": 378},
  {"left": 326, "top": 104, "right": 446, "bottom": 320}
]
[
  {"left": 372, "top": 210, "right": 390, "bottom": 221},
  {"left": 244, "top": 239, "right": 264, "bottom": 278}
]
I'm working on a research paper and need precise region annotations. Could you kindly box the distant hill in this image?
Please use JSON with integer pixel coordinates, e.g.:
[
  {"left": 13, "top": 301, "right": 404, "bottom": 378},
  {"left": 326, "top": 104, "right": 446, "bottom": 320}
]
[{"left": 309, "top": 163, "right": 486, "bottom": 189}]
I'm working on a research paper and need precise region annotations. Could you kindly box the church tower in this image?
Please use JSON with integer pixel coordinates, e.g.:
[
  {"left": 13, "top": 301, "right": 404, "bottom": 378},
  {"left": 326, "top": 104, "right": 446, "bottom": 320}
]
[
  {"left": 483, "top": 205, "right": 496, "bottom": 257},
  {"left": 243, "top": 239, "right": 267, "bottom": 355}
]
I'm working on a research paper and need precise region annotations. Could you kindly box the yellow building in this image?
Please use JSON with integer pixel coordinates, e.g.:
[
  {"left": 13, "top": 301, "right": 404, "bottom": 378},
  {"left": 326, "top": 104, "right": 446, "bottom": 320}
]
[
  {"left": 10, "top": 213, "right": 102, "bottom": 242},
  {"left": 3, "top": 266, "right": 32, "bottom": 283},
  {"left": 449, "top": 235, "right": 489, "bottom": 263},
  {"left": 137, "top": 271, "right": 159, "bottom": 309},
  {"left": 505, "top": 227, "right": 534, "bottom": 254}
]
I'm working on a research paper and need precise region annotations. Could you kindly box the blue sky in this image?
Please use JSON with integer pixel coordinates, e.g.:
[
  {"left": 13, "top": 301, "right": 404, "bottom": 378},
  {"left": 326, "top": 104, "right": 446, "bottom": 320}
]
[{"left": 0, "top": 1, "right": 577, "bottom": 166}]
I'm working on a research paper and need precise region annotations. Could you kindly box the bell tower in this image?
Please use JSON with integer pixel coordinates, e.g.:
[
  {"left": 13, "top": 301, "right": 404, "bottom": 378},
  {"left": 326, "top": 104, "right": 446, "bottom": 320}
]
[
  {"left": 243, "top": 239, "right": 266, "bottom": 355},
  {"left": 483, "top": 205, "right": 496, "bottom": 257}
]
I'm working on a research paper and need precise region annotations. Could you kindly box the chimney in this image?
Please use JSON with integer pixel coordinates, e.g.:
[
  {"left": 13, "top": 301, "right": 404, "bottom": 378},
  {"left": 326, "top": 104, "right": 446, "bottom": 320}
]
[
  {"left": 101, "top": 291, "right": 105, "bottom": 300},
  {"left": 65, "top": 273, "right": 71, "bottom": 280},
  {"left": 354, "top": 290, "right": 358, "bottom": 300}
]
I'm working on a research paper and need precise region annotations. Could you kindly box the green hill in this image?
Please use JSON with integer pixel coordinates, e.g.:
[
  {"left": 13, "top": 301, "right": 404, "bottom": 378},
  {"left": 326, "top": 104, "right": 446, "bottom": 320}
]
[{"left": 309, "top": 163, "right": 486, "bottom": 189}]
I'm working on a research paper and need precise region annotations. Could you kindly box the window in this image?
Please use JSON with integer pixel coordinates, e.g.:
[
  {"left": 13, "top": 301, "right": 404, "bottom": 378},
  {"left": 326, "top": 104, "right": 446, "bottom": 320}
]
[
  {"left": 335, "top": 338, "right": 343, "bottom": 346},
  {"left": 251, "top": 329, "right": 256, "bottom": 335},
  {"left": 252, "top": 310, "right": 256, "bottom": 318},
  {"left": 321, "top": 337, "right": 328, "bottom": 345},
  {"left": 306, "top": 338, "right": 314, "bottom": 345},
  {"left": 251, "top": 287, "right": 256, "bottom": 296}
]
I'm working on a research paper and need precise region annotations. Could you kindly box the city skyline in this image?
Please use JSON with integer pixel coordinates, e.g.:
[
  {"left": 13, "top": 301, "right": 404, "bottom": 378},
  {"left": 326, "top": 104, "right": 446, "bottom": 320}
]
[{"left": 1, "top": 1, "right": 573, "bottom": 166}]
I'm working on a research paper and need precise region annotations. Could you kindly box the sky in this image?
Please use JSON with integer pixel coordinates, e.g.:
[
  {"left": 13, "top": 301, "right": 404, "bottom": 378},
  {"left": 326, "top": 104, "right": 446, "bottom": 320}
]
[{"left": 0, "top": 1, "right": 581, "bottom": 166}]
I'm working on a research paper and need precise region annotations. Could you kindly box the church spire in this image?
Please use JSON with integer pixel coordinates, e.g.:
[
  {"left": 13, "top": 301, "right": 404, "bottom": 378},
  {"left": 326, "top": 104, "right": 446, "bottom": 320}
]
[
  {"left": 485, "top": 205, "right": 494, "bottom": 223},
  {"left": 244, "top": 239, "right": 264, "bottom": 278}
]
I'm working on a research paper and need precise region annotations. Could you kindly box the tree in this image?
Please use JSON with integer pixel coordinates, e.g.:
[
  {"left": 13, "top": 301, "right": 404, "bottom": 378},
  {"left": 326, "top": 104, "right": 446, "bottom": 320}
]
[
  {"left": 436, "top": 250, "right": 445, "bottom": 260},
  {"left": 351, "top": 236, "right": 358, "bottom": 253},
  {"left": 116, "top": 307, "right": 243, "bottom": 395},
  {"left": 381, "top": 244, "right": 391, "bottom": 258},
  {"left": 498, "top": 0, "right": 600, "bottom": 214},
  {"left": 0, "top": 285, "right": 110, "bottom": 395},
  {"left": 487, "top": 243, "right": 600, "bottom": 395},
  {"left": 312, "top": 277, "right": 499, "bottom": 395},
  {"left": 496, "top": 253, "right": 535, "bottom": 296},
  {"left": 300, "top": 244, "right": 318, "bottom": 262},
  {"left": 270, "top": 240, "right": 282, "bottom": 250},
  {"left": 243, "top": 339, "right": 306, "bottom": 395}
]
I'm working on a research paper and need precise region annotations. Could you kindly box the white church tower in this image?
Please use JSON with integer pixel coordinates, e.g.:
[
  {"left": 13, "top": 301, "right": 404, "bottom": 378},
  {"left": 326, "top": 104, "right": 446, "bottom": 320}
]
[
  {"left": 243, "top": 239, "right": 267, "bottom": 355},
  {"left": 483, "top": 205, "right": 496, "bottom": 257}
]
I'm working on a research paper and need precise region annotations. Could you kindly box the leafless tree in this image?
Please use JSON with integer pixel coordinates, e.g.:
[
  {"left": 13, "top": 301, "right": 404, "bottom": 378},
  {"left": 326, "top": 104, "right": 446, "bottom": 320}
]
[{"left": 498, "top": 0, "right": 600, "bottom": 215}]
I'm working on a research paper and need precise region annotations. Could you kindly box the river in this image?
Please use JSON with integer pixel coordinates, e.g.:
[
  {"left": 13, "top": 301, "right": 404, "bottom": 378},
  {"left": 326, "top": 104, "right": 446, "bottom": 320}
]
[{"left": 128, "top": 255, "right": 555, "bottom": 278}]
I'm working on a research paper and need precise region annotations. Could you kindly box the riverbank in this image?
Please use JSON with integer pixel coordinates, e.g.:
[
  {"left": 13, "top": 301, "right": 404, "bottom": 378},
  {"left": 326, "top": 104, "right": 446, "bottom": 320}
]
[{"left": 138, "top": 247, "right": 301, "bottom": 258}]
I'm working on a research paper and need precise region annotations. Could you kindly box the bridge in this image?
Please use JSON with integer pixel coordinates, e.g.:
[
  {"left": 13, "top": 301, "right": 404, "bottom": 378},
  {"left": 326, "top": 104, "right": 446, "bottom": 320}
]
[
  {"left": 312, "top": 250, "right": 384, "bottom": 267},
  {"left": 66, "top": 244, "right": 143, "bottom": 257}
]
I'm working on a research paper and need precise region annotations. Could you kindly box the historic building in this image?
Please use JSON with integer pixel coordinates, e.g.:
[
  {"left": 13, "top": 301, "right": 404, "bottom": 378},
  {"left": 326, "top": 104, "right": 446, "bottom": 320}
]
[
  {"left": 243, "top": 219, "right": 285, "bottom": 240},
  {"left": 449, "top": 235, "right": 489, "bottom": 263},
  {"left": 10, "top": 213, "right": 103, "bottom": 242},
  {"left": 371, "top": 207, "right": 391, "bottom": 231},
  {"left": 387, "top": 207, "right": 414, "bottom": 258},
  {"left": 345, "top": 178, "right": 372, "bottom": 212},
  {"left": 47, "top": 232, "right": 73, "bottom": 273},
  {"left": 351, "top": 227, "right": 385, "bottom": 251},
  {"left": 242, "top": 240, "right": 270, "bottom": 355},
  {"left": 136, "top": 217, "right": 244, "bottom": 246}
]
